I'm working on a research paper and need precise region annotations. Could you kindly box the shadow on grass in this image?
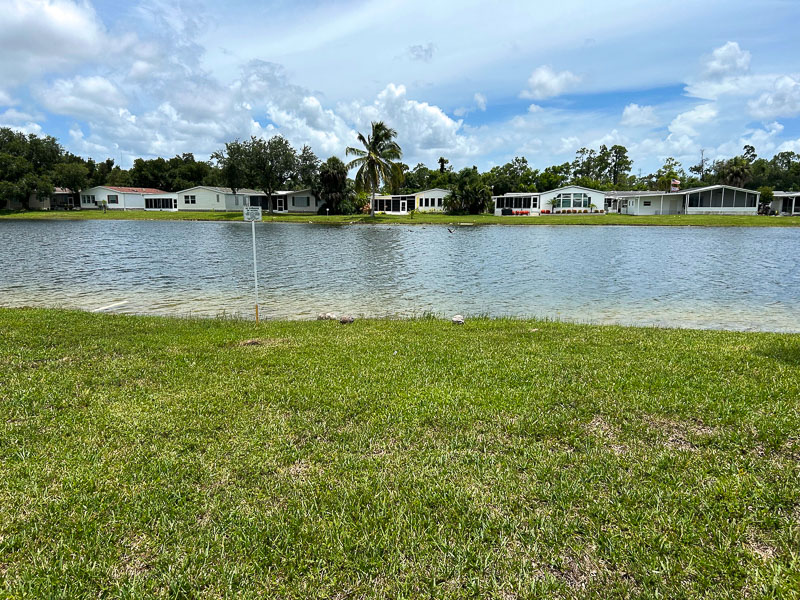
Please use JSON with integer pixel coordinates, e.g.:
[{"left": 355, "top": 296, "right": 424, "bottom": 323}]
[{"left": 758, "top": 341, "right": 800, "bottom": 366}]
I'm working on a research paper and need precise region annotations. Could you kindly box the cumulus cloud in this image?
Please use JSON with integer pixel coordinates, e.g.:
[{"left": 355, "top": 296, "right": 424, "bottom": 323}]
[
  {"left": 748, "top": 75, "right": 800, "bottom": 118},
  {"left": 702, "top": 42, "right": 751, "bottom": 79},
  {"left": 620, "top": 103, "right": 658, "bottom": 127},
  {"left": 36, "top": 76, "right": 127, "bottom": 119},
  {"left": 341, "top": 83, "right": 478, "bottom": 162},
  {"left": 520, "top": 66, "right": 580, "bottom": 100},
  {"left": 0, "top": 0, "right": 119, "bottom": 87},
  {"left": 407, "top": 43, "right": 435, "bottom": 62},
  {"left": 668, "top": 104, "right": 718, "bottom": 137},
  {"left": 0, "top": 108, "right": 42, "bottom": 135}
]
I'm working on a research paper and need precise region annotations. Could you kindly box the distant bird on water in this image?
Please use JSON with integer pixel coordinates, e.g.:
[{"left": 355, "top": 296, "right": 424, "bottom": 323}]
[{"left": 447, "top": 228, "right": 455, "bottom": 233}]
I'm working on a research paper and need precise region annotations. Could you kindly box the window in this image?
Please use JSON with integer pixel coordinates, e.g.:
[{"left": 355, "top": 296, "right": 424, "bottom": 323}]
[
  {"left": 294, "top": 196, "right": 309, "bottom": 207},
  {"left": 235, "top": 197, "right": 239, "bottom": 206},
  {"left": 438, "top": 197, "right": 443, "bottom": 207},
  {"left": 216, "top": 194, "right": 220, "bottom": 203},
  {"left": 145, "top": 197, "right": 174, "bottom": 209},
  {"left": 184, "top": 195, "right": 196, "bottom": 204},
  {"left": 643, "top": 201, "right": 651, "bottom": 206},
  {"left": 107, "top": 195, "right": 118, "bottom": 204}
]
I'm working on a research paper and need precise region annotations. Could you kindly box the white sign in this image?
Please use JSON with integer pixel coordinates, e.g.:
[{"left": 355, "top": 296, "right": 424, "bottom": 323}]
[{"left": 243, "top": 206, "right": 262, "bottom": 222}]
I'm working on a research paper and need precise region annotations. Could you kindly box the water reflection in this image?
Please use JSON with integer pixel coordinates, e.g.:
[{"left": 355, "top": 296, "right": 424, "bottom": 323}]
[{"left": 0, "top": 220, "right": 798, "bottom": 332}]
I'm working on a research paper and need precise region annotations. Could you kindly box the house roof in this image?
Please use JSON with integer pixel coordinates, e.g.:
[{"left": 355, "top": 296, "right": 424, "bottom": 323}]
[
  {"left": 92, "top": 186, "right": 169, "bottom": 194},
  {"left": 415, "top": 188, "right": 450, "bottom": 195},
  {"left": 53, "top": 187, "right": 74, "bottom": 194},
  {"left": 494, "top": 185, "right": 604, "bottom": 197},
  {"left": 606, "top": 184, "right": 761, "bottom": 198},
  {"left": 773, "top": 191, "right": 800, "bottom": 197}
]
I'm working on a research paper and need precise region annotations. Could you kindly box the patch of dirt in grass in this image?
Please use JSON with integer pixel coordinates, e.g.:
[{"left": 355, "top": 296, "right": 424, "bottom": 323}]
[
  {"left": 113, "top": 534, "right": 153, "bottom": 579},
  {"left": 236, "top": 338, "right": 293, "bottom": 347},
  {"left": 745, "top": 531, "right": 778, "bottom": 561},
  {"left": 279, "top": 459, "right": 320, "bottom": 480},
  {"left": 586, "top": 416, "right": 627, "bottom": 454},
  {"left": 644, "top": 416, "right": 717, "bottom": 451}
]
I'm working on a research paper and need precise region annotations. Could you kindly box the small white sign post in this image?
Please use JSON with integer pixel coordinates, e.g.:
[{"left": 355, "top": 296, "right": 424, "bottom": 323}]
[{"left": 243, "top": 206, "right": 263, "bottom": 322}]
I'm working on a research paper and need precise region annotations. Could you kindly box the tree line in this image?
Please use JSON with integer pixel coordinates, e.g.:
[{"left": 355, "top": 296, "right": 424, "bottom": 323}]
[{"left": 2, "top": 125, "right": 799, "bottom": 214}]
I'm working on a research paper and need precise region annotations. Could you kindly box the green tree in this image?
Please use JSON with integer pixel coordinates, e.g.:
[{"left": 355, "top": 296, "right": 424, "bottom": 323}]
[
  {"left": 244, "top": 135, "right": 298, "bottom": 214},
  {"left": 757, "top": 186, "right": 774, "bottom": 214},
  {"left": 607, "top": 145, "right": 633, "bottom": 187},
  {"left": 318, "top": 156, "right": 351, "bottom": 214},
  {"left": 212, "top": 140, "right": 247, "bottom": 195},
  {"left": 345, "top": 121, "right": 403, "bottom": 217},
  {"left": 444, "top": 166, "right": 490, "bottom": 214},
  {"left": 52, "top": 162, "right": 89, "bottom": 196},
  {"left": 293, "top": 144, "right": 320, "bottom": 192}
]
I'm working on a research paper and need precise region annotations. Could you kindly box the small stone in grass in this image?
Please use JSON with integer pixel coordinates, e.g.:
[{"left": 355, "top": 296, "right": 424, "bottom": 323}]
[
  {"left": 452, "top": 314, "right": 465, "bottom": 325},
  {"left": 239, "top": 339, "right": 262, "bottom": 346},
  {"left": 340, "top": 315, "right": 354, "bottom": 324}
]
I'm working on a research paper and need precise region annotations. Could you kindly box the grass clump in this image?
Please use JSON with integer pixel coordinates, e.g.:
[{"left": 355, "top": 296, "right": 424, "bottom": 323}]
[{"left": 0, "top": 308, "right": 798, "bottom": 598}]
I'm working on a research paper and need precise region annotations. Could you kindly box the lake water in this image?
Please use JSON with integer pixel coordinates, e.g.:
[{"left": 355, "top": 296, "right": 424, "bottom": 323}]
[{"left": 1, "top": 220, "right": 799, "bottom": 331}]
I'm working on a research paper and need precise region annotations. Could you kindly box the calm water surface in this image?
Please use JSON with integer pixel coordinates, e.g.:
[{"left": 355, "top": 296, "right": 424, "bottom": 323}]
[{"left": 1, "top": 220, "right": 798, "bottom": 331}]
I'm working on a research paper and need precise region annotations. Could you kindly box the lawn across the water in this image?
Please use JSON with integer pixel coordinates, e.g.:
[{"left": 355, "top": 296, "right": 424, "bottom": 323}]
[
  {"left": 2, "top": 208, "right": 799, "bottom": 227},
  {"left": 1, "top": 308, "right": 798, "bottom": 598}
]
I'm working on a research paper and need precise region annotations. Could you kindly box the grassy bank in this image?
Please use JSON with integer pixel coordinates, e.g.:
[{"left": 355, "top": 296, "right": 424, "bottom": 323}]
[
  {"left": 2, "top": 208, "right": 799, "bottom": 226},
  {"left": 1, "top": 308, "right": 798, "bottom": 598}
]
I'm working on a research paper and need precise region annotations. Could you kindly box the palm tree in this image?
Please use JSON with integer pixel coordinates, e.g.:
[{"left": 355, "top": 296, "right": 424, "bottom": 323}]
[
  {"left": 346, "top": 121, "right": 403, "bottom": 216},
  {"left": 722, "top": 156, "right": 752, "bottom": 188}
]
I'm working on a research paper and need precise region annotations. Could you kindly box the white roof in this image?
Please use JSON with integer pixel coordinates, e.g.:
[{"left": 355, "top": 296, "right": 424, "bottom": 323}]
[
  {"left": 773, "top": 191, "right": 800, "bottom": 197},
  {"left": 606, "top": 184, "right": 760, "bottom": 198}
]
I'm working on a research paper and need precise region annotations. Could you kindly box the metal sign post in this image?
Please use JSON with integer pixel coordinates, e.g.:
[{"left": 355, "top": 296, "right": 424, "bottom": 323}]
[{"left": 243, "top": 206, "right": 263, "bottom": 322}]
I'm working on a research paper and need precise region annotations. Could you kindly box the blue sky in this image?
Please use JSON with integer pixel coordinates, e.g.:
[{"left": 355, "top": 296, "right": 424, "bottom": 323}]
[{"left": 2, "top": 0, "right": 800, "bottom": 174}]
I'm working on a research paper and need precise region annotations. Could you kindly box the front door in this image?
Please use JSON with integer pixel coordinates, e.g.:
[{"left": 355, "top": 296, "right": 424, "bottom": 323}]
[
  {"left": 277, "top": 197, "right": 285, "bottom": 212},
  {"left": 400, "top": 200, "right": 406, "bottom": 213}
]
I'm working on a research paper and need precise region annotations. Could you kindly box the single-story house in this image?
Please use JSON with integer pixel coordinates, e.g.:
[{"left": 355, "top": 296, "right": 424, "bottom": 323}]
[
  {"left": 770, "top": 191, "right": 800, "bottom": 215},
  {"left": 493, "top": 185, "right": 606, "bottom": 216},
  {"left": 79, "top": 186, "right": 175, "bottom": 210},
  {"left": 173, "top": 186, "right": 319, "bottom": 213},
  {"left": 371, "top": 188, "right": 450, "bottom": 214},
  {"left": 5, "top": 187, "right": 77, "bottom": 210},
  {"left": 608, "top": 185, "right": 759, "bottom": 216}
]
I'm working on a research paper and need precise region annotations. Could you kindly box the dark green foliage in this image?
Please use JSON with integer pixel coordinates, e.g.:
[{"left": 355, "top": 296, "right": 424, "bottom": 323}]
[
  {"left": 445, "top": 166, "right": 491, "bottom": 214},
  {"left": 318, "top": 156, "right": 353, "bottom": 214}
]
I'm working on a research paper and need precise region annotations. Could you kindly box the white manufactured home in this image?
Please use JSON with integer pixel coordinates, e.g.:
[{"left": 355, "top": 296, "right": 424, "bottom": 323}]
[
  {"left": 608, "top": 185, "right": 759, "bottom": 216},
  {"left": 493, "top": 185, "right": 606, "bottom": 216},
  {"left": 372, "top": 188, "right": 450, "bottom": 215},
  {"left": 770, "top": 191, "right": 800, "bottom": 215},
  {"left": 79, "top": 186, "right": 176, "bottom": 210},
  {"left": 173, "top": 186, "right": 319, "bottom": 213}
]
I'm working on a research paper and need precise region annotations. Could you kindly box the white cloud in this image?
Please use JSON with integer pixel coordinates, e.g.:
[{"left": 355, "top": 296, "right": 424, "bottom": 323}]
[
  {"left": 407, "top": 43, "right": 435, "bottom": 62},
  {"left": 527, "top": 104, "right": 542, "bottom": 113},
  {"left": 520, "top": 66, "right": 580, "bottom": 100},
  {"left": 748, "top": 75, "right": 800, "bottom": 118},
  {"left": 473, "top": 92, "right": 487, "bottom": 112},
  {"left": 0, "top": 0, "right": 117, "bottom": 88},
  {"left": 777, "top": 138, "right": 800, "bottom": 154},
  {"left": 620, "top": 103, "right": 658, "bottom": 127},
  {"left": 668, "top": 104, "right": 717, "bottom": 137},
  {"left": 557, "top": 136, "right": 580, "bottom": 153},
  {"left": 0, "top": 108, "right": 42, "bottom": 135},
  {"left": 36, "top": 76, "right": 127, "bottom": 119},
  {"left": 703, "top": 42, "right": 750, "bottom": 79}
]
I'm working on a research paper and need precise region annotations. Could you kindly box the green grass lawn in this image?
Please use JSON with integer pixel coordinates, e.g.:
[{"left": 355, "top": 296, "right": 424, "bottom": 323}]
[
  {"left": 2, "top": 208, "right": 799, "bottom": 226},
  {"left": 1, "top": 308, "right": 798, "bottom": 598}
]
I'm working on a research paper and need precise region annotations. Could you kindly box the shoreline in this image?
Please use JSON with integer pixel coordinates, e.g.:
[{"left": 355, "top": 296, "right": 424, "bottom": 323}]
[{"left": 2, "top": 209, "right": 800, "bottom": 227}]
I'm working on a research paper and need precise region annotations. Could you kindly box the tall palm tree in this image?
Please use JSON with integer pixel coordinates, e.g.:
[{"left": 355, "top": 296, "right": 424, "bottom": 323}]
[{"left": 346, "top": 121, "right": 403, "bottom": 216}]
